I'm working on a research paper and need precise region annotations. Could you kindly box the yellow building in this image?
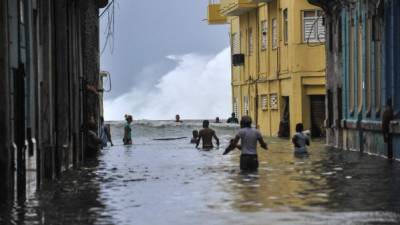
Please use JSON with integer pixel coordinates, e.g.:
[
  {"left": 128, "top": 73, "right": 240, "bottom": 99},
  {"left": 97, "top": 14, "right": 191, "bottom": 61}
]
[{"left": 208, "top": 0, "right": 326, "bottom": 137}]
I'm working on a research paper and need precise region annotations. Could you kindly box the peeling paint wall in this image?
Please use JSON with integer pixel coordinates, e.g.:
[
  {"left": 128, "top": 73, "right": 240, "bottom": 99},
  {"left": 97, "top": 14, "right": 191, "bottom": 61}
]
[
  {"left": 308, "top": 0, "right": 400, "bottom": 160},
  {"left": 0, "top": 0, "right": 108, "bottom": 202}
]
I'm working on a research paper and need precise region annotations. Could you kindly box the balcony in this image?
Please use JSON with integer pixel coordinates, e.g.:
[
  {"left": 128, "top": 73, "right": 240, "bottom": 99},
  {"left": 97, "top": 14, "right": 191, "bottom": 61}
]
[
  {"left": 248, "top": 0, "right": 273, "bottom": 4},
  {"left": 98, "top": 0, "right": 109, "bottom": 8},
  {"left": 207, "top": 4, "right": 227, "bottom": 25},
  {"left": 220, "top": 0, "right": 258, "bottom": 16}
]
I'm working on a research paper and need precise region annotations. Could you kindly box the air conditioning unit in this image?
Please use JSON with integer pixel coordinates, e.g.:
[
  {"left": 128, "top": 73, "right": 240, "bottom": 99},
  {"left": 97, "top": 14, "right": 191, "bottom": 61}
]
[{"left": 232, "top": 54, "right": 245, "bottom": 66}]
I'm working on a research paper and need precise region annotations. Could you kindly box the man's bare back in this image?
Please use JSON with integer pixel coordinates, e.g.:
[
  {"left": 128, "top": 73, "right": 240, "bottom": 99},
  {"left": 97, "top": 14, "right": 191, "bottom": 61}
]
[{"left": 196, "top": 120, "right": 219, "bottom": 149}]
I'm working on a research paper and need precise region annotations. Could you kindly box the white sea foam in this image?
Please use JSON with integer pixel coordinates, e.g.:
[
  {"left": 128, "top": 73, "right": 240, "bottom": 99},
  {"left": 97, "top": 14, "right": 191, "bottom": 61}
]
[{"left": 104, "top": 48, "right": 231, "bottom": 120}]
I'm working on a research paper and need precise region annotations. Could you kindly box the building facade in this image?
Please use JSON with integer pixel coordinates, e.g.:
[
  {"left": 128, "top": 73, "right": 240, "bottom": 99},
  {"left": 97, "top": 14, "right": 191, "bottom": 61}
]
[
  {"left": 208, "top": 0, "right": 326, "bottom": 137},
  {"left": 308, "top": 0, "right": 400, "bottom": 160},
  {"left": 0, "top": 0, "right": 108, "bottom": 202}
]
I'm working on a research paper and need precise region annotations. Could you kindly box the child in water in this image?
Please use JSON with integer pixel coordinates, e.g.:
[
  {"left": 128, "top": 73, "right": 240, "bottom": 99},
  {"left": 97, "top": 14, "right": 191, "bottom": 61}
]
[
  {"left": 190, "top": 130, "right": 199, "bottom": 144},
  {"left": 292, "top": 123, "right": 310, "bottom": 154}
]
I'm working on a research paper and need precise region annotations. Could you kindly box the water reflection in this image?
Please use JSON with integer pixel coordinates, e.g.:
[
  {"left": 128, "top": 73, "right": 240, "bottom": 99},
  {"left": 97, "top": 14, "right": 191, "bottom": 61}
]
[
  {"left": 0, "top": 159, "right": 113, "bottom": 225},
  {"left": 1, "top": 121, "right": 400, "bottom": 225},
  {"left": 224, "top": 137, "right": 400, "bottom": 215}
]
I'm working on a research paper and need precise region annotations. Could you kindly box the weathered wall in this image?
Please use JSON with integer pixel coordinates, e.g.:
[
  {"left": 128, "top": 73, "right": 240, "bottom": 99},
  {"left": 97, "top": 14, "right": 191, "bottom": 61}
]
[
  {"left": 307, "top": 0, "right": 400, "bottom": 160},
  {"left": 224, "top": 0, "right": 326, "bottom": 137},
  {"left": 0, "top": 0, "right": 12, "bottom": 202},
  {"left": 81, "top": 0, "right": 101, "bottom": 130},
  {"left": 0, "top": 0, "right": 107, "bottom": 201}
]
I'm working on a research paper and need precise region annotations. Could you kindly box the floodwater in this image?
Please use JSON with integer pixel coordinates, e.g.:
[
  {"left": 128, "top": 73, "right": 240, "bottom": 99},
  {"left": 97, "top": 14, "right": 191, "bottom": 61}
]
[{"left": 1, "top": 120, "right": 400, "bottom": 225}]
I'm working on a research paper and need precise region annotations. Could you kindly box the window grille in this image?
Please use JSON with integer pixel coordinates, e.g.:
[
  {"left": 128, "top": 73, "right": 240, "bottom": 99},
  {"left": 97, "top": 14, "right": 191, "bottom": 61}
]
[
  {"left": 270, "top": 94, "right": 278, "bottom": 109},
  {"left": 261, "top": 95, "right": 268, "bottom": 110},
  {"left": 232, "top": 33, "right": 240, "bottom": 54},
  {"left": 303, "top": 10, "right": 325, "bottom": 43},
  {"left": 244, "top": 96, "right": 249, "bottom": 114},
  {"left": 233, "top": 98, "right": 239, "bottom": 116}
]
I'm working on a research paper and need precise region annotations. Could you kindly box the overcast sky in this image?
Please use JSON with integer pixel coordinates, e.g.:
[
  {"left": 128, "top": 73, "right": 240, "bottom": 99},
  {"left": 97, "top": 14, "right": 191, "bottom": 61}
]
[{"left": 100, "top": 0, "right": 230, "bottom": 99}]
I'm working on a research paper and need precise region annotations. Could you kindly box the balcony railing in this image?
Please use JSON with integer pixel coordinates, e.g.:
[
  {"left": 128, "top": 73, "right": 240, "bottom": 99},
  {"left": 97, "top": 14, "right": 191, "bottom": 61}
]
[
  {"left": 207, "top": 3, "right": 227, "bottom": 25},
  {"left": 220, "top": 0, "right": 258, "bottom": 16},
  {"left": 248, "top": 0, "right": 273, "bottom": 4}
]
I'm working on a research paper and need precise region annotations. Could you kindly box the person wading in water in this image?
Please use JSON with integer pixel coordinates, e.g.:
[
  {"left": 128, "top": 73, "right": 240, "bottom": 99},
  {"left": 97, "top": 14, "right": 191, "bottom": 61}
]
[
  {"left": 100, "top": 116, "right": 113, "bottom": 148},
  {"left": 227, "top": 113, "right": 239, "bottom": 124},
  {"left": 382, "top": 98, "right": 394, "bottom": 159},
  {"left": 292, "top": 123, "right": 310, "bottom": 155},
  {"left": 123, "top": 115, "right": 133, "bottom": 145},
  {"left": 190, "top": 130, "right": 199, "bottom": 144},
  {"left": 175, "top": 114, "right": 182, "bottom": 123},
  {"left": 196, "top": 120, "right": 219, "bottom": 150},
  {"left": 87, "top": 119, "right": 102, "bottom": 158},
  {"left": 224, "top": 116, "right": 268, "bottom": 171}
]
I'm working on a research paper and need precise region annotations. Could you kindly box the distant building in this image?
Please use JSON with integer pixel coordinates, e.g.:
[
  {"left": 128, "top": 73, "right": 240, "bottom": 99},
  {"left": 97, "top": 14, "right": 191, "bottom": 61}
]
[
  {"left": 308, "top": 0, "right": 400, "bottom": 159},
  {"left": 207, "top": 0, "right": 326, "bottom": 137},
  {"left": 0, "top": 0, "right": 108, "bottom": 201}
]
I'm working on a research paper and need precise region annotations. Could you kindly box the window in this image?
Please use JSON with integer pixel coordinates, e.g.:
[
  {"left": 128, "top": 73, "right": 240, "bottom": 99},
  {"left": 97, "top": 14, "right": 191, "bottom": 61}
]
[
  {"left": 349, "top": 17, "right": 355, "bottom": 114},
  {"left": 373, "top": 5, "right": 383, "bottom": 117},
  {"left": 19, "top": 0, "right": 25, "bottom": 24},
  {"left": 261, "top": 20, "right": 268, "bottom": 50},
  {"left": 272, "top": 18, "right": 277, "bottom": 49},
  {"left": 261, "top": 95, "right": 268, "bottom": 110},
  {"left": 329, "top": 21, "right": 333, "bottom": 52},
  {"left": 357, "top": 18, "right": 363, "bottom": 113},
  {"left": 248, "top": 28, "right": 253, "bottom": 55},
  {"left": 375, "top": 29, "right": 382, "bottom": 117},
  {"left": 365, "top": 14, "right": 372, "bottom": 116},
  {"left": 231, "top": 33, "right": 240, "bottom": 54},
  {"left": 243, "top": 96, "right": 249, "bottom": 115},
  {"left": 327, "top": 90, "right": 334, "bottom": 127},
  {"left": 283, "top": 9, "right": 288, "bottom": 44},
  {"left": 233, "top": 98, "right": 239, "bottom": 117},
  {"left": 270, "top": 94, "right": 278, "bottom": 109},
  {"left": 338, "top": 17, "right": 342, "bottom": 53},
  {"left": 303, "top": 10, "right": 325, "bottom": 43}
]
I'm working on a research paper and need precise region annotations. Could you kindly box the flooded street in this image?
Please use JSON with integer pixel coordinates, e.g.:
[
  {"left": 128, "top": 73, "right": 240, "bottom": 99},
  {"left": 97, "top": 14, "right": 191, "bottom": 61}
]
[{"left": 2, "top": 121, "right": 400, "bottom": 225}]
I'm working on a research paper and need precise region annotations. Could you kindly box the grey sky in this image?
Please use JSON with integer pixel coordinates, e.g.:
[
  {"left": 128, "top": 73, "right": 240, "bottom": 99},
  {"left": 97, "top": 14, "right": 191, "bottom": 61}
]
[{"left": 100, "top": 0, "right": 229, "bottom": 99}]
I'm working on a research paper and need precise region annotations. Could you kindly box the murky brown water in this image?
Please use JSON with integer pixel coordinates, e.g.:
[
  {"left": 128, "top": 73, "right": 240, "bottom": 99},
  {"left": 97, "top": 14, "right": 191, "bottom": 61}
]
[{"left": 1, "top": 121, "right": 400, "bottom": 225}]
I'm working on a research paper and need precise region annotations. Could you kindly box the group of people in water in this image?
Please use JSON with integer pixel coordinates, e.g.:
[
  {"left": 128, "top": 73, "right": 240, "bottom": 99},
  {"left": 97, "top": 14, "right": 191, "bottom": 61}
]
[
  {"left": 95, "top": 112, "right": 310, "bottom": 172},
  {"left": 191, "top": 114, "right": 310, "bottom": 171}
]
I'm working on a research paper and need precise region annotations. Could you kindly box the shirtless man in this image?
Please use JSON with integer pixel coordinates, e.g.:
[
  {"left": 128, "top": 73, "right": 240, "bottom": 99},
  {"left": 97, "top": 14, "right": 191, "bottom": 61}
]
[
  {"left": 175, "top": 114, "right": 182, "bottom": 123},
  {"left": 227, "top": 113, "right": 239, "bottom": 124},
  {"left": 196, "top": 120, "right": 220, "bottom": 150}
]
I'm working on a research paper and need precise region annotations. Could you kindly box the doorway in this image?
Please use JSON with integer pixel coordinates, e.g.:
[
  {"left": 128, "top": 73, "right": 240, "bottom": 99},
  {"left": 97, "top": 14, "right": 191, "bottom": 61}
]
[
  {"left": 278, "top": 96, "right": 290, "bottom": 138},
  {"left": 310, "top": 95, "right": 326, "bottom": 137}
]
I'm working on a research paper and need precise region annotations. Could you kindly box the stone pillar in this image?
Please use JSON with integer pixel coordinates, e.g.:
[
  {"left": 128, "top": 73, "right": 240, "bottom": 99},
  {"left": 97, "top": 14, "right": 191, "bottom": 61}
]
[
  {"left": 54, "top": 0, "right": 70, "bottom": 177},
  {"left": 0, "top": 0, "right": 12, "bottom": 201},
  {"left": 80, "top": 0, "right": 104, "bottom": 160},
  {"left": 40, "top": 0, "right": 56, "bottom": 181},
  {"left": 80, "top": 0, "right": 101, "bottom": 127}
]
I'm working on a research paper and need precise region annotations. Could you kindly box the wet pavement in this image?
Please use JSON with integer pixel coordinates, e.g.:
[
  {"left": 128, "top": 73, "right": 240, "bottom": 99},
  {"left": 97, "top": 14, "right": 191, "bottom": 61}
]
[{"left": 1, "top": 121, "right": 400, "bottom": 225}]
